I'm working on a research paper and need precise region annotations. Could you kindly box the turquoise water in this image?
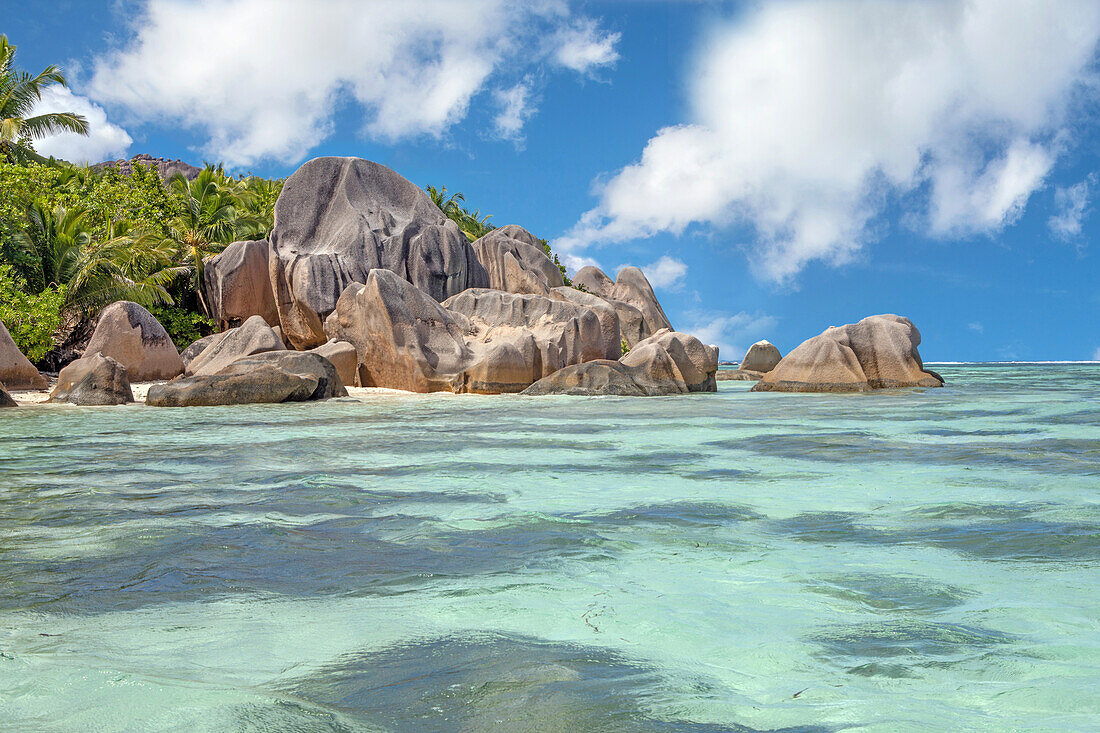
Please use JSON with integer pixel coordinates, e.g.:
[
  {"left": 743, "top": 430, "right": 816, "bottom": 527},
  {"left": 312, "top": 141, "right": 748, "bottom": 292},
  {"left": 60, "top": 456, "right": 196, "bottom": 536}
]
[{"left": 0, "top": 364, "right": 1097, "bottom": 732}]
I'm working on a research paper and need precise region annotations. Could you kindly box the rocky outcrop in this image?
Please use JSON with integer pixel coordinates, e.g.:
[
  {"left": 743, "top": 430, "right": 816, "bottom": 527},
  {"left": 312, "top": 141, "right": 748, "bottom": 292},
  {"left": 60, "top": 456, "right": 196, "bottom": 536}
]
[
  {"left": 472, "top": 225, "right": 564, "bottom": 296},
  {"left": 324, "top": 270, "right": 474, "bottom": 393},
  {"left": 204, "top": 239, "right": 278, "bottom": 329},
  {"left": 444, "top": 288, "right": 605, "bottom": 393},
  {"left": 574, "top": 265, "right": 672, "bottom": 337},
  {"left": 523, "top": 329, "right": 718, "bottom": 397},
  {"left": 48, "top": 353, "right": 133, "bottom": 405},
  {"left": 186, "top": 316, "right": 285, "bottom": 376},
  {"left": 147, "top": 351, "right": 346, "bottom": 407},
  {"left": 84, "top": 302, "right": 183, "bottom": 381},
  {"left": 0, "top": 383, "right": 16, "bottom": 407},
  {"left": 93, "top": 154, "right": 202, "bottom": 181},
  {"left": 269, "top": 157, "right": 489, "bottom": 348},
  {"left": 179, "top": 334, "right": 220, "bottom": 369},
  {"left": 0, "top": 320, "right": 47, "bottom": 390},
  {"left": 752, "top": 315, "right": 944, "bottom": 393},
  {"left": 717, "top": 340, "right": 782, "bottom": 381},
  {"left": 549, "top": 286, "right": 622, "bottom": 360},
  {"left": 308, "top": 340, "right": 359, "bottom": 388}
]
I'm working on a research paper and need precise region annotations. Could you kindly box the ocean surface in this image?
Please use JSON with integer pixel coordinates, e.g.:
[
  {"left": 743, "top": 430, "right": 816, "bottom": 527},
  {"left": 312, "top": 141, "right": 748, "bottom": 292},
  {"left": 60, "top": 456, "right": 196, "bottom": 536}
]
[{"left": 0, "top": 364, "right": 1097, "bottom": 732}]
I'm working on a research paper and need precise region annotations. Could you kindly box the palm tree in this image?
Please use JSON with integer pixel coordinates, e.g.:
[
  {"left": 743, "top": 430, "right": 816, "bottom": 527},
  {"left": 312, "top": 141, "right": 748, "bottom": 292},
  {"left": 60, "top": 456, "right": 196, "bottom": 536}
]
[
  {"left": 0, "top": 35, "right": 89, "bottom": 164},
  {"left": 14, "top": 201, "right": 92, "bottom": 292},
  {"left": 66, "top": 219, "right": 183, "bottom": 313}
]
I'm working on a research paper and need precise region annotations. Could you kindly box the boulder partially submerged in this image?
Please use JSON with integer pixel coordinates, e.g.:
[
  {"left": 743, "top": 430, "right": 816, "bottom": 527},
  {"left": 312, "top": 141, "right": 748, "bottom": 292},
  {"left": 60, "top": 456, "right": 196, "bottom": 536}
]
[
  {"left": 269, "top": 157, "right": 489, "bottom": 348},
  {"left": 147, "top": 351, "right": 346, "bottom": 407},
  {"left": 471, "top": 225, "right": 564, "bottom": 296},
  {"left": 204, "top": 239, "right": 278, "bottom": 329},
  {"left": 0, "top": 320, "right": 47, "bottom": 390},
  {"left": 186, "top": 316, "right": 285, "bottom": 376},
  {"left": 717, "top": 340, "right": 782, "bottom": 381},
  {"left": 49, "top": 353, "right": 133, "bottom": 405},
  {"left": 84, "top": 301, "right": 183, "bottom": 381},
  {"left": 752, "top": 315, "right": 943, "bottom": 393},
  {"left": 0, "top": 383, "right": 16, "bottom": 408}
]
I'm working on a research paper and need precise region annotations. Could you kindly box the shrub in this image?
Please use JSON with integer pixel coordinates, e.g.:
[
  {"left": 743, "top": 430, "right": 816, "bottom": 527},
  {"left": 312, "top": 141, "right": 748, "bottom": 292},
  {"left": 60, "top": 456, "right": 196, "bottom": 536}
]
[
  {"left": 149, "top": 304, "right": 217, "bottom": 350},
  {"left": 0, "top": 263, "right": 65, "bottom": 362}
]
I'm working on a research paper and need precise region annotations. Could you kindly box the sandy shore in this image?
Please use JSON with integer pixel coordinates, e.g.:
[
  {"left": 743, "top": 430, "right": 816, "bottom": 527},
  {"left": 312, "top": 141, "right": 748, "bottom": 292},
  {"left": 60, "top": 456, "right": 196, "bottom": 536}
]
[{"left": 8, "top": 382, "right": 421, "bottom": 407}]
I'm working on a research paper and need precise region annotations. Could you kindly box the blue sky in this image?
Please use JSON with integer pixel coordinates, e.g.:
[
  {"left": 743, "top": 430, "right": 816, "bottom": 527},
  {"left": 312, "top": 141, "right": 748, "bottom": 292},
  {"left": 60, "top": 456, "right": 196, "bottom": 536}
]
[{"left": 7, "top": 0, "right": 1100, "bottom": 361}]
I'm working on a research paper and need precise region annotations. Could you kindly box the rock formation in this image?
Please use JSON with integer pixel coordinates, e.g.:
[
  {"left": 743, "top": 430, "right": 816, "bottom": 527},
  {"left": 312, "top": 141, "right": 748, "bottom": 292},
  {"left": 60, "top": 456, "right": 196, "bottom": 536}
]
[
  {"left": 179, "top": 334, "right": 219, "bottom": 369},
  {"left": 48, "top": 353, "right": 133, "bottom": 405},
  {"left": 0, "top": 320, "right": 47, "bottom": 390},
  {"left": 269, "top": 157, "right": 489, "bottom": 348},
  {"left": 717, "top": 340, "right": 783, "bottom": 381},
  {"left": 752, "top": 314, "right": 944, "bottom": 393},
  {"left": 523, "top": 329, "right": 718, "bottom": 396},
  {"left": 93, "top": 153, "right": 202, "bottom": 181},
  {"left": 0, "top": 383, "right": 16, "bottom": 407},
  {"left": 147, "top": 351, "right": 346, "bottom": 407},
  {"left": 204, "top": 239, "right": 278, "bottom": 329},
  {"left": 84, "top": 302, "right": 183, "bottom": 381},
  {"left": 186, "top": 315, "right": 285, "bottom": 376},
  {"left": 308, "top": 340, "right": 359, "bottom": 387},
  {"left": 572, "top": 266, "right": 669, "bottom": 347},
  {"left": 549, "top": 286, "right": 622, "bottom": 360},
  {"left": 471, "top": 225, "right": 564, "bottom": 296}
]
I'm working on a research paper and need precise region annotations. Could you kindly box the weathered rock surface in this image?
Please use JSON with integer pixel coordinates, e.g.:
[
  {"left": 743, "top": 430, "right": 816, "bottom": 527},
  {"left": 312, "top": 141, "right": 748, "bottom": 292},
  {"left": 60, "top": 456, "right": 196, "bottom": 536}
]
[
  {"left": 472, "top": 225, "right": 564, "bottom": 296},
  {"left": 550, "top": 286, "right": 622, "bottom": 360},
  {"left": 93, "top": 153, "right": 201, "bottom": 181},
  {"left": 204, "top": 239, "right": 278, "bottom": 329},
  {"left": 49, "top": 353, "right": 133, "bottom": 405},
  {"left": 753, "top": 314, "right": 944, "bottom": 393},
  {"left": 308, "top": 340, "right": 359, "bottom": 387},
  {"left": 0, "top": 383, "right": 16, "bottom": 407},
  {"left": 84, "top": 301, "right": 183, "bottom": 381},
  {"left": 574, "top": 265, "right": 672, "bottom": 337},
  {"left": 147, "top": 351, "right": 346, "bottom": 407},
  {"left": 523, "top": 329, "right": 718, "bottom": 396},
  {"left": 179, "top": 334, "right": 220, "bottom": 369},
  {"left": 0, "top": 320, "right": 47, "bottom": 390},
  {"left": 324, "top": 270, "right": 474, "bottom": 392},
  {"left": 186, "top": 316, "right": 285, "bottom": 376},
  {"left": 445, "top": 288, "right": 605, "bottom": 393},
  {"left": 739, "top": 340, "right": 782, "bottom": 373},
  {"left": 716, "top": 369, "right": 765, "bottom": 381},
  {"left": 269, "top": 157, "right": 489, "bottom": 348}
]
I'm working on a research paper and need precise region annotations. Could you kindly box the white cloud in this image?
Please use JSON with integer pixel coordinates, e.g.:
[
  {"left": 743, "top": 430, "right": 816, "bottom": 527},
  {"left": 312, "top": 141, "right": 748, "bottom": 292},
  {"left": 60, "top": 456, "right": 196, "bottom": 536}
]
[
  {"left": 682, "top": 310, "right": 778, "bottom": 362},
  {"left": 968, "top": 322, "right": 983, "bottom": 333},
  {"left": 493, "top": 80, "right": 536, "bottom": 142},
  {"left": 551, "top": 18, "right": 621, "bottom": 73},
  {"left": 558, "top": 0, "right": 1100, "bottom": 283},
  {"left": 634, "top": 255, "right": 687, "bottom": 289},
  {"left": 29, "top": 86, "right": 132, "bottom": 164},
  {"left": 1049, "top": 174, "right": 1095, "bottom": 239},
  {"left": 89, "top": 0, "right": 619, "bottom": 165},
  {"left": 1093, "top": 346, "right": 1100, "bottom": 361}
]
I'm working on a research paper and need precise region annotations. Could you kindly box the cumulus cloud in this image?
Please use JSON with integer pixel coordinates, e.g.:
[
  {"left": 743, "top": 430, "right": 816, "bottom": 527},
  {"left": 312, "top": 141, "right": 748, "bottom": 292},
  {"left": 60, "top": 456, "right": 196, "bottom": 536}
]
[
  {"left": 30, "top": 86, "right": 132, "bottom": 164},
  {"left": 558, "top": 0, "right": 1100, "bottom": 282},
  {"left": 493, "top": 80, "right": 536, "bottom": 142},
  {"left": 682, "top": 310, "right": 778, "bottom": 362},
  {"left": 1048, "top": 175, "right": 1096, "bottom": 239},
  {"left": 551, "top": 18, "right": 621, "bottom": 73},
  {"left": 634, "top": 255, "right": 687, "bottom": 289},
  {"left": 89, "top": 0, "right": 619, "bottom": 165}
]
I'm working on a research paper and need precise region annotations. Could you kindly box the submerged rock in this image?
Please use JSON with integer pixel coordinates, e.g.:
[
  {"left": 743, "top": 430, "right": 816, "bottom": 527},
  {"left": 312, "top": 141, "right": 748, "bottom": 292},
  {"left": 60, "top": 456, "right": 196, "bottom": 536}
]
[
  {"left": 49, "top": 353, "right": 133, "bottom": 405},
  {"left": 0, "top": 320, "right": 47, "bottom": 390},
  {"left": 147, "top": 351, "right": 346, "bottom": 407},
  {"left": 204, "top": 239, "right": 278, "bottom": 329},
  {"left": 471, "top": 225, "right": 564, "bottom": 296},
  {"left": 84, "top": 301, "right": 183, "bottom": 381},
  {"left": 186, "top": 316, "right": 285, "bottom": 376},
  {"left": 269, "top": 157, "right": 489, "bottom": 348},
  {"left": 753, "top": 314, "right": 944, "bottom": 393}
]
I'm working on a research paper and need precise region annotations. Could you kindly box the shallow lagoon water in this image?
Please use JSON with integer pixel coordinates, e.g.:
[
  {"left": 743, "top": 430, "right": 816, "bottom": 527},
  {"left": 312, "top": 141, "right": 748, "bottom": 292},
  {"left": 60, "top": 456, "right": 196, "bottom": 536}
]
[{"left": 0, "top": 364, "right": 1097, "bottom": 731}]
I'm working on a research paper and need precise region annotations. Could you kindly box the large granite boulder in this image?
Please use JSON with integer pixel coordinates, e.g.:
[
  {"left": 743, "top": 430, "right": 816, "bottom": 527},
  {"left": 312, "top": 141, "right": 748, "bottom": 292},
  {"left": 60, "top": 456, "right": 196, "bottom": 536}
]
[
  {"left": 472, "top": 225, "right": 564, "bottom": 296},
  {"left": 523, "top": 329, "right": 718, "bottom": 397},
  {"left": 204, "top": 239, "right": 278, "bottom": 329},
  {"left": 753, "top": 315, "right": 944, "bottom": 393},
  {"left": 269, "top": 157, "right": 489, "bottom": 348},
  {"left": 549, "top": 286, "right": 622, "bottom": 360},
  {"left": 308, "top": 340, "right": 359, "bottom": 388},
  {"left": 0, "top": 320, "right": 47, "bottom": 390},
  {"left": 324, "top": 269, "right": 474, "bottom": 392},
  {"left": 147, "top": 351, "right": 346, "bottom": 407},
  {"left": 0, "top": 383, "right": 16, "bottom": 407},
  {"left": 84, "top": 301, "right": 183, "bottom": 381},
  {"left": 48, "top": 353, "right": 133, "bottom": 405},
  {"left": 574, "top": 265, "right": 672, "bottom": 337},
  {"left": 186, "top": 316, "right": 285, "bottom": 376},
  {"left": 179, "top": 333, "right": 220, "bottom": 369},
  {"left": 444, "top": 288, "right": 605, "bottom": 393},
  {"left": 718, "top": 340, "right": 783, "bottom": 381}
]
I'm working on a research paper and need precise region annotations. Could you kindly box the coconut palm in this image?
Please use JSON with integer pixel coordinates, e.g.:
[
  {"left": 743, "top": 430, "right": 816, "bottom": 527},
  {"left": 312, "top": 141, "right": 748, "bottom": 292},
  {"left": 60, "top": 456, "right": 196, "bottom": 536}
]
[
  {"left": 14, "top": 201, "right": 92, "bottom": 292},
  {"left": 0, "top": 35, "right": 89, "bottom": 164},
  {"left": 66, "top": 219, "right": 183, "bottom": 313}
]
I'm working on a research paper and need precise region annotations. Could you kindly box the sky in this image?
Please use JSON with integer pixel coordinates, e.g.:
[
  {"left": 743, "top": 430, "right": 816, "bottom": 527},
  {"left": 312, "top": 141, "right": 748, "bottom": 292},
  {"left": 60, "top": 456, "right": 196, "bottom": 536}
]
[{"left": 6, "top": 0, "right": 1100, "bottom": 361}]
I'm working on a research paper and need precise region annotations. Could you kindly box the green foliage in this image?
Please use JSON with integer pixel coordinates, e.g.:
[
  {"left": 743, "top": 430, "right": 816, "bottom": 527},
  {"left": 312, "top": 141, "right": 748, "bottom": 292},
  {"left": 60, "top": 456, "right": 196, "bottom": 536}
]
[
  {"left": 538, "top": 237, "right": 572, "bottom": 286},
  {"left": 0, "top": 263, "right": 64, "bottom": 361},
  {"left": 621, "top": 339, "right": 630, "bottom": 356},
  {"left": 149, "top": 304, "right": 216, "bottom": 350}
]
